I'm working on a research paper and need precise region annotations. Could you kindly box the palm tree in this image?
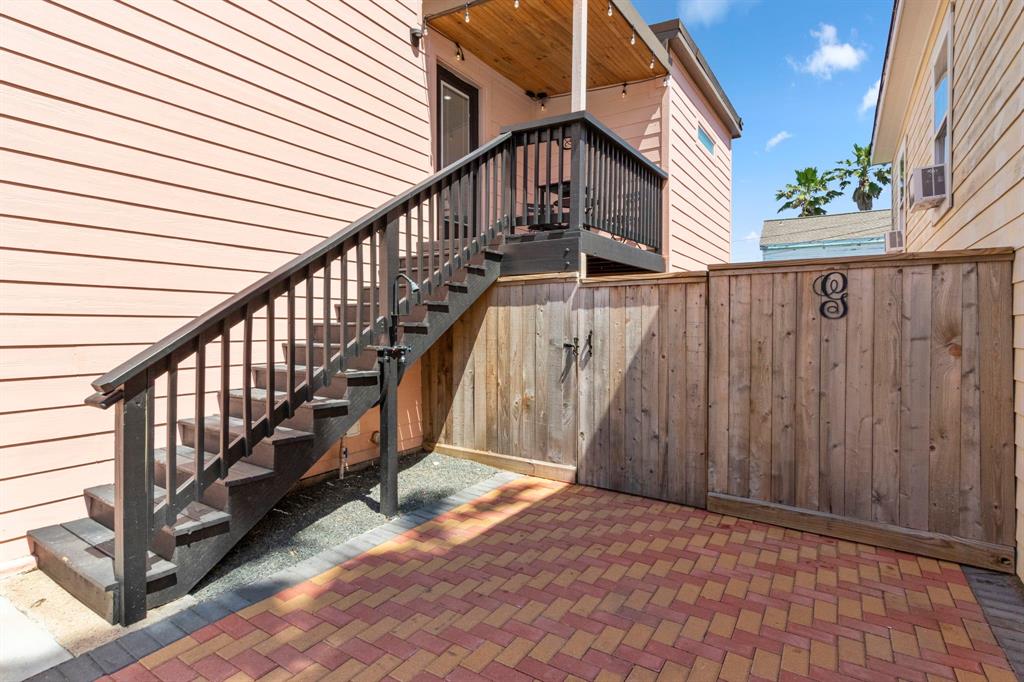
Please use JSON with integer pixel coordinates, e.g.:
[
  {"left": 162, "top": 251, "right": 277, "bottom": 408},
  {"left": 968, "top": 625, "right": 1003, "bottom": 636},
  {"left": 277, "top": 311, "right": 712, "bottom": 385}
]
[
  {"left": 833, "top": 143, "right": 891, "bottom": 211},
  {"left": 775, "top": 167, "right": 842, "bottom": 217}
]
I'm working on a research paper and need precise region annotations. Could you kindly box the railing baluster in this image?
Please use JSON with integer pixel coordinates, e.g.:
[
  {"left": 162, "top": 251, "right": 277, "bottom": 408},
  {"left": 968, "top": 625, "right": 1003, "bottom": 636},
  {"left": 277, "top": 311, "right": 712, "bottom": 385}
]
[
  {"left": 219, "top": 319, "right": 230, "bottom": 477},
  {"left": 532, "top": 130, "right": 539, "bottom": 226},
  {"left": 242, "top": 304, "right": 252, "bottom": 454},
  {"left": 416, "top": 196, "right": 424, "bottom": 287},
  {"left": 340, "top": 245, "right": 349, "bottom": 357},
  {"left": 266, "top": 292, "right": 274, "bottom": 435},
  {"left": 166, "top": 361, "right": 177, "bottom": 509},
  {"left": 194, "top": 340, "right": 205, "bottom": 497},
  {"left": 286, "top": 281, "right": 296, "bottom": 415},
  {"left": 405, "top": 200, "right": 413, "bottom": 289},
  {"left": 305, "top": 266, "right": 314, "bottom": 401},
  {"left": 427, "top": 190, "right": 436, "bottom": 287},
  {"left": 370, "top": 226, "right": 379, "bottom": 335},
  {"left": 323, "top": 255, "right": 332, "bottom": 386},
  {"left": 356, "top": 238, "right": 364, "bottom": 342}
]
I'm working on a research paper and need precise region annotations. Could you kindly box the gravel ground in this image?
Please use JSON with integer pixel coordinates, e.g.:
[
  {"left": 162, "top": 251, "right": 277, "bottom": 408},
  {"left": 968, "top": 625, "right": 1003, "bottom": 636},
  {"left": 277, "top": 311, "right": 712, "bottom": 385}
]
[{"left": 190, "top": 451, "right": 497, "bottom": 600}]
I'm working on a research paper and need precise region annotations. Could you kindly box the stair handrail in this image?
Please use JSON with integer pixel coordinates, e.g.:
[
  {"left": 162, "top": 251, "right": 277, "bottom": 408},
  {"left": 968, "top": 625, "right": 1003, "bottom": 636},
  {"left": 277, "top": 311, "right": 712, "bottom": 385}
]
[{"left": 87, "top": 131, "right": 514, "bottom": 400}]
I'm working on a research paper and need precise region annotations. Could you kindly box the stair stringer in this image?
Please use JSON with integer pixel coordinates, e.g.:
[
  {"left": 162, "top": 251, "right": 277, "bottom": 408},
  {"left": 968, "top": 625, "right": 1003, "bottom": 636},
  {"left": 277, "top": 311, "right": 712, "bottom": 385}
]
[{"left": 143, "top": 253, "right": 503, "bottom": 610}]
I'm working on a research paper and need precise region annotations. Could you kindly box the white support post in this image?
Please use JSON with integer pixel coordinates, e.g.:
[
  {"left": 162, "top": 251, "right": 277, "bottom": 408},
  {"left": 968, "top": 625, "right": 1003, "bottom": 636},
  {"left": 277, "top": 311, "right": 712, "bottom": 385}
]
[{"left": 571, "top": 0, "right": 587, "bottom": 112}]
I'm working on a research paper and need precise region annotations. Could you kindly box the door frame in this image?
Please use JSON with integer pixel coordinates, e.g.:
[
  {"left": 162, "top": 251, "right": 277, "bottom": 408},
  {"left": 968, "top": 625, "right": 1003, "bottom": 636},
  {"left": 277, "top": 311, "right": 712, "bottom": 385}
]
[{"left": 435, "top": 64, "right": 480, "bottom": 171}]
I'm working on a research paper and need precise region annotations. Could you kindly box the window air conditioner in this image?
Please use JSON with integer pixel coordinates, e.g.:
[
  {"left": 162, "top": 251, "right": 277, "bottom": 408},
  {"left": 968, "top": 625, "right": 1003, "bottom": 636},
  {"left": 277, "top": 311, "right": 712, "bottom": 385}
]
[
  {"left": 885, "top": 230, "right": 905, "bottom": 253},
  {"left": 909, "top": 164, "right": 946, "bottom": 210}
]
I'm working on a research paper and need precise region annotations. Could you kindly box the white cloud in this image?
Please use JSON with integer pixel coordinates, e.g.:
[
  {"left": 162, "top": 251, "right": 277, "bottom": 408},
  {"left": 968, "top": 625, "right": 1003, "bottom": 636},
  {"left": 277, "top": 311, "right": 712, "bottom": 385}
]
[
  {"left": 858, "top": 79, "right": 880, "bottom": 115},
  {"left": 765, "top": 131, "right": 792, "bottom": 151},
  {"left": 793, "top": 23, "right": 867, "bottom": 79},
  {"left": 678, "top": 0, "right": 737, "bottom": 26}
]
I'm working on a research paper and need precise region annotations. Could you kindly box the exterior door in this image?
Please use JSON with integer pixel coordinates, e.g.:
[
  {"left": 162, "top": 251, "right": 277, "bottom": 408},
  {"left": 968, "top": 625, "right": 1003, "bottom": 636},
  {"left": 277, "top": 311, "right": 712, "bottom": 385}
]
[{"left": 436, "top": 66, "right": 478, "bottom": 169}]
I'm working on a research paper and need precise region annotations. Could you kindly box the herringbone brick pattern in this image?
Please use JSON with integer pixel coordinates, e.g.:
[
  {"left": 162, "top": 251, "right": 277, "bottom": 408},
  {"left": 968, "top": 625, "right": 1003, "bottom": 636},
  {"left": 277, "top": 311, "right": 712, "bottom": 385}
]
[{"left": 107, "top": 479, "right": 1015, "bottom": 681}]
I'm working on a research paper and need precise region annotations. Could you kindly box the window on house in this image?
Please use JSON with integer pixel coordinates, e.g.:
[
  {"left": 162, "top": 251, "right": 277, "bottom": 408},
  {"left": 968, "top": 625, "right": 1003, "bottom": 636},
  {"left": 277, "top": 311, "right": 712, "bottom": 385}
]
[
  {"left": 932, "top": 8, "right": 953, "bottom": 209},
  {"left": 697, "top": 126, "right": 715, "bottom": 155},
  {"left": 894, "top": 145, "right": 906, "bottom": 234}
]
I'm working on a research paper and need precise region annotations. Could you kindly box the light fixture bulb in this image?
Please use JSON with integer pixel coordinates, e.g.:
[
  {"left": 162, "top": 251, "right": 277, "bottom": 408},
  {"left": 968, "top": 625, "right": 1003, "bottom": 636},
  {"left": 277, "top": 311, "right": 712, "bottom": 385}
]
[
  {"left": 630, "top": 29, "right": 636, "bottom": 45},
  {"left": 621, "top": 82, "right": 627, "bottom": 98},
  {"left": 463, "top": 3, "right": 470, "bottom": 22},
  {"left": 455, "top": 43, "right": 465, "bottom": 60},
  {"left": 514, "top": 0, "right": 519, "bottom": 7},
  {"left": 607, "top": 1, "right": 613, "bottom": 16},
  {"left": 541, "top": 101, "right": 546, "bottom": 111},
  {"left": 649, "top": 56, "right": 655, "bottom": 69}
]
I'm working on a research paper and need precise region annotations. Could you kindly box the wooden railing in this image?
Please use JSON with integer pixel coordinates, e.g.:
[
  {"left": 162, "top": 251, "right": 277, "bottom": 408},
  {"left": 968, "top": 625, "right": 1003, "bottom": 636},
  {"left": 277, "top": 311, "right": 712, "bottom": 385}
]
[
  {"left": 504, "top": 112, "right": 666, "bottom": 252},
  {"left": 84, "top": 112, "right": 664, "bottom": 624}
]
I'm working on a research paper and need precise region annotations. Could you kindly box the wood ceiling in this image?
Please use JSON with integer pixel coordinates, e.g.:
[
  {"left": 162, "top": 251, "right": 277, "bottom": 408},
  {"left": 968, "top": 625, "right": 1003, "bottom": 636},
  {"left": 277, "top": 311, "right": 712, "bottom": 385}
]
[{"left": 428, "top": 0, "right": 668, "bottom": 96}]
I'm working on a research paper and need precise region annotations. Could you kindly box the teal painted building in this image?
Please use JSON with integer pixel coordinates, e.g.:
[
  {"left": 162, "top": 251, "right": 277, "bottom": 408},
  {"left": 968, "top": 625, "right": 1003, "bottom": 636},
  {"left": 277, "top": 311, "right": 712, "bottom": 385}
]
[{"left": 759, "top": 210, "right": 891, "bottom": 261}]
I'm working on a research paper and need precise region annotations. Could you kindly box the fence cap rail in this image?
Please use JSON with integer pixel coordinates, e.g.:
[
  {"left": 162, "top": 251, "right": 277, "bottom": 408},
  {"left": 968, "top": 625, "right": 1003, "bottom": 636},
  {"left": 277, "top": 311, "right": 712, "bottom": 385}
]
[{"left": 708, "top": 247, "right": 1015, "bottom": 276}]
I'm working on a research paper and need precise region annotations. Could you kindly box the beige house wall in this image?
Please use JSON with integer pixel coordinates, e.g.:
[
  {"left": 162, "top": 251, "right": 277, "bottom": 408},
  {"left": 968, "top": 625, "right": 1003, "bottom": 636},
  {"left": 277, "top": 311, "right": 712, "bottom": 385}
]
[
  {"left": 0, "top": 0, "right": 433, "bottom": 571},
  {"left": 0, "top": 1, "right": 736, "bottom": 571},
  {"left": 885, "top": 0, "right": 1022, "bottom": 578}
]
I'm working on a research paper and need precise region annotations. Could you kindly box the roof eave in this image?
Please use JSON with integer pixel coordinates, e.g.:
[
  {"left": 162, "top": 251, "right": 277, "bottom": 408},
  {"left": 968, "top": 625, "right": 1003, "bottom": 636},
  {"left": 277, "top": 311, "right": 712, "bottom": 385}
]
[
  {"left": 649, "top": 18, "right": 743, "bottom": 139},
  {"left": 870, "top": 0, "right": 942, "bottom": 163}
]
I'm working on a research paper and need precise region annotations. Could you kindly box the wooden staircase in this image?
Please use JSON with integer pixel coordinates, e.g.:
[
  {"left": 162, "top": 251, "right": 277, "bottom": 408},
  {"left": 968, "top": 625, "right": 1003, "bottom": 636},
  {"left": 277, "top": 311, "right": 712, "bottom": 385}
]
[
  {"left": 23, "top": 112, "right": 666, "bottom": 625},
  {"left": 28, "top": 252, "right": 502, "bottom": 623}
]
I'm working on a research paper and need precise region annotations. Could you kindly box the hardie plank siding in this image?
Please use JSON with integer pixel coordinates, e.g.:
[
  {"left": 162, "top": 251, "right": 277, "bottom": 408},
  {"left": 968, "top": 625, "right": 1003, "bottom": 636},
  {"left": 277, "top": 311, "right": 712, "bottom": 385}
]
[
  {"left": 0, "top": 0, "right": 433, "bottom": 569},
  {"left": 0, "top": 1, "right": 735, "bottom": 571},
  {"left": 665, "top": 59, "right": 732, "bottom": 271},
  {"left": 891, "top": 0, "right": 1022, "bottom": 578}
]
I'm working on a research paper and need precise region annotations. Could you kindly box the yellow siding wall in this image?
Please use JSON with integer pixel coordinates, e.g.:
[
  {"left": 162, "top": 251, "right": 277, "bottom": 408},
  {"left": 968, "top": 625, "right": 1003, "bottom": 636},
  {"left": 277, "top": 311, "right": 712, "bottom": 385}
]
[
  {"left": 0, "top": 0, "right": 433, "bottom": 571},
  {"left": 893, "top": 0, "right": 1023, "bottom": 578}
]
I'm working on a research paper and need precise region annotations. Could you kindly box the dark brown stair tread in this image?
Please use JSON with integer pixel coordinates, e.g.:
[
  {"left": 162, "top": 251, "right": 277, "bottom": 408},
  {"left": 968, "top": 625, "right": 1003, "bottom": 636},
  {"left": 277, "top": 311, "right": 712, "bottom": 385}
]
[
  {"left": 182, "top": 415, "right": 313, "bottom": 446},
  {"left": 31, "top": 519, "right": 176, "bottom": 591},
  {"left": 226, "top": 387, "right": 348, "bottom": 414},
  {"left": 84, "top": 484, "right": 229, "bottom": 537},
  {"left": 155, "top": 443, "right": 275, "bottom": 487}
]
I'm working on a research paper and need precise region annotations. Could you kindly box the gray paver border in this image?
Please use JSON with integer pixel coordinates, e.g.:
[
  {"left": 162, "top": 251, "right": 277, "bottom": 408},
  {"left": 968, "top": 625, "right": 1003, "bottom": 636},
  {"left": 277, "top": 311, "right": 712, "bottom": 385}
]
[{"left": 28, "top": 471, "right": 522, "bottom": 681}]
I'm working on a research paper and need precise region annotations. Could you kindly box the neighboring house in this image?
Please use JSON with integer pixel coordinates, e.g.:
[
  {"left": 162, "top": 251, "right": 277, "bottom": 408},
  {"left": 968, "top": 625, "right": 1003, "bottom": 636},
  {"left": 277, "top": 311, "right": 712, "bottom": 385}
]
[
  {"left": 0, "top": 0, "right": 740, "bottom": 602},
  {"left": 759, "top": 209, "right": 891, "bottom": 261},
  {"left": 870, "top": 0, "right": 1023, "bottom": 580}
]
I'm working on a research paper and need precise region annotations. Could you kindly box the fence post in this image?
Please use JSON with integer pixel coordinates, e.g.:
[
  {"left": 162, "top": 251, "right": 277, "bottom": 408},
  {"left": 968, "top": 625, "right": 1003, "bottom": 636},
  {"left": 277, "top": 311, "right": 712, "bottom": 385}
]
[
  {"left": 113, "top": 373, "right": 151, "bottom": 625},
  {"left": 568, "top": 121, "right": 588, "bottom": 230},
  {"left": 379, "top": 216, "right": 400, "bottom": 517}
]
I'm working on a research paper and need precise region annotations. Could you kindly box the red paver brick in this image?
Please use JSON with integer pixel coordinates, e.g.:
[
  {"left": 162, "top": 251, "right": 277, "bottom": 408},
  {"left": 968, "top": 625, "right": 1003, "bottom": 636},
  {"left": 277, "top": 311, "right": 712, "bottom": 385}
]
[{"left": 90, "top": 480, "right": 1013, "bottom": 682}]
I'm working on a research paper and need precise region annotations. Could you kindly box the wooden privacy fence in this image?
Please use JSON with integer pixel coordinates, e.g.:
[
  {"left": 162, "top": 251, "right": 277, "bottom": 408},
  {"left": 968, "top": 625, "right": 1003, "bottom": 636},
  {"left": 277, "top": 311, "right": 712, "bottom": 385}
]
[{"left": 422, "top": 249, "right": 1016, "bottom": 572}]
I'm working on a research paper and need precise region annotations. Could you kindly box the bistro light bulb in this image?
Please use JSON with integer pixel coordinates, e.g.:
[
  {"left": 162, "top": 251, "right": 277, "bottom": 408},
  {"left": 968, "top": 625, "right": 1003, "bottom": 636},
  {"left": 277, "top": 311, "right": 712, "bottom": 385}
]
[
  {"left": 514, "top": 0, "right": 519, "bottom": 7},
  {"left": 649, "top": 55, "right": 655, "bottom": 69},
  {"left": 464, "top": 3, "right": 470, "bottom": 22},
  {"left": 630, "top": 28, "right": 636, "bottom": 45},
  {"left": 621, "top": 82, "right": 627, "bottom": 98},
  {"left": 607, "top": 1, "right": 613, "bottom": 16},
  {"left": 455, "top": 43, "right": 465, "bottom": 60}
]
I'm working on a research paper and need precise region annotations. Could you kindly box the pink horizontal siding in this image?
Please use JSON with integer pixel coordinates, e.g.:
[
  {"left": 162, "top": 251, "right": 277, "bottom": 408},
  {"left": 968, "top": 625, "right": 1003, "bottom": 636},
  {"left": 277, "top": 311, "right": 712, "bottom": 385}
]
[{"left": 0, "top": 0, "right": 432, "bottom": 570}]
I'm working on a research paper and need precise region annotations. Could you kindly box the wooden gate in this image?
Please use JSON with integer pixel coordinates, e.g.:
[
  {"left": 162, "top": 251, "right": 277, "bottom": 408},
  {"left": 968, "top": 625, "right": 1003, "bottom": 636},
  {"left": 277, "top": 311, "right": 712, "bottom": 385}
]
[
  {"left": 421, "top": 275, "right": 578, "bottom": 480},
  {"left": 705, "top": 250, "right": 1015, "bottom": 572},
  {"left": 575, "top": 273, "right": 708, "bottom": 508}
]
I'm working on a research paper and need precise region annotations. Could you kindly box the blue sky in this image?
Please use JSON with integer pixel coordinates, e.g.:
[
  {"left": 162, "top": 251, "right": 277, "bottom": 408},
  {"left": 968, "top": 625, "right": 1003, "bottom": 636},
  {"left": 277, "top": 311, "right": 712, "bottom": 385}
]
[{"left": 632, "top": 0, "right": 894, "bottom": 261}]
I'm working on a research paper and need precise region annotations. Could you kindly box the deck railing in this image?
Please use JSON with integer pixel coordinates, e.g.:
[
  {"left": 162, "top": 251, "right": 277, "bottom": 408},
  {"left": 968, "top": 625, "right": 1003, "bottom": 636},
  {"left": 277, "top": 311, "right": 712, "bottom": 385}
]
[
  {"left": 84, "top": 112, "right": 664, "bottom": 624},
  {"left": 505, "top": 112, "right": 667, "bottom": 252}
]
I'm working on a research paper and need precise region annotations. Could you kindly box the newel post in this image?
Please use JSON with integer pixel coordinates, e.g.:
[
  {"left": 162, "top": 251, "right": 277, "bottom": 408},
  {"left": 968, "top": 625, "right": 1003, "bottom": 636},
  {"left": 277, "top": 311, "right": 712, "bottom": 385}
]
[
  {"left": 113, "top": 373, "right": 152, "bottom": 625},
  {"left": 378, "top": 216, "right": 401, "bottom": 517},
  {"left": 568, "top": 121, "right": 588, "bottom": 230}
]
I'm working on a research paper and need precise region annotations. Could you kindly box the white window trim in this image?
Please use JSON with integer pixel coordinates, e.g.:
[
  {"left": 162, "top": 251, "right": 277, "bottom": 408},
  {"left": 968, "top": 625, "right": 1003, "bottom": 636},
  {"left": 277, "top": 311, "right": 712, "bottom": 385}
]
[
  {"left": 697, "top": 124, "right": 715, "bottom": 156},
  {"left": 894, "top": 140, "right": 907, "bottom": 237},
  {"left": 930, "top": 6, "right": 954, "bottom": 217}
]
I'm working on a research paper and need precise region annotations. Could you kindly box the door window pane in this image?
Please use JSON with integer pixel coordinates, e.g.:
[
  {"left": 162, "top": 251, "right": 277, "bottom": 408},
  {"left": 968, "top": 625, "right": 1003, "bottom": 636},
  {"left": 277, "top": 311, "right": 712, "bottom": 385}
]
[{"left": 441, "top": 82, "right": 471, "bottom": 167}]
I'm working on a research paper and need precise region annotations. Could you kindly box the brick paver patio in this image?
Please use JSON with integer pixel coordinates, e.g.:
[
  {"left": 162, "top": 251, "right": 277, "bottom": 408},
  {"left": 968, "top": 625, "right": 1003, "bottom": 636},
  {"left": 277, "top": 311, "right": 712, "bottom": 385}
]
[{"left": 103, "top": 477, "right": 1015, "bottom": 681}]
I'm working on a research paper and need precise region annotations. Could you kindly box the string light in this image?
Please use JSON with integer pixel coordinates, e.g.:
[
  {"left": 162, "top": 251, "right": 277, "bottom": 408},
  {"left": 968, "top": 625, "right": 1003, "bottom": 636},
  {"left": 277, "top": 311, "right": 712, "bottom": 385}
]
[
  {"left": 514, "top": 0, "right": 519, "bottom": 7},
  {"left": 630, "top": 28, "right": 636, "bottom": 45},
  {"left": 607, "top": 1, "right": 613, "bottom": 16},
  {"left": 455, "top": 43, "right": 465, "bottom": 61},
  {"left": 463, "top": 3, "right": 470, "bottom": 22},
  {"left": 649, "top": 55, "right": 655, "bottom": 69},
  {"left": 621, "top": 82, "right": 627, "bottom": 98}
]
